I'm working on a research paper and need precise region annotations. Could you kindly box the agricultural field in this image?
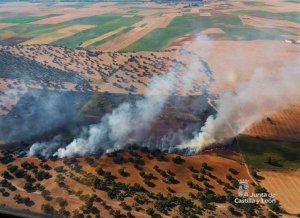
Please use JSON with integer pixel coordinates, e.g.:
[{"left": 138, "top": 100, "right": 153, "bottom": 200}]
[
  {"left": 0, "top": 0, "right": 299, "bottom": 217},
  {"left": 239, "top": 135, "right": 300, "bottom": 170},
  {"left": 259, "top": 171, "right": 300, "bottom": 215},
  {"left": 0, "top": 0, "right": 298, "bottom": 50}
]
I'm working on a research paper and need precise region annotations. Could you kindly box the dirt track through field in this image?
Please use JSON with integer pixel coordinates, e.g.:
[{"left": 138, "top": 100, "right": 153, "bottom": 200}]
[{"left": 259, "top": 171, "right": 300, "bottom": 214}]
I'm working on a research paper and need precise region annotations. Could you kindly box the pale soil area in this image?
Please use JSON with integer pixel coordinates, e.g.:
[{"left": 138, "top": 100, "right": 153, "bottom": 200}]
[
  {"left": 167, "top": 34, "right": 196, "bottom": 48},
  {"left": 246, "top": 103, "right": 300, "bottom": 141},
  {"left": 224, "top": 0, "right": 300, "bottom": 13},
  {"left": 30, "top": 3, "right": 125, "bottom": 25},
  {"left": 0, "top": 2, "right": 50, "bottom": 17},
  {"left": 22, "top": 25, "right": 96, "bottom": 45},
  {"left": 240, "top": 15, "right": 300, "bottom": 34},
  {"left": 199, "top": 13, "right": 211, "bottom": 17},
  {"left": 259, "top": 171, "right": 300, "bottom": 214},
  {"left": 201, "top": 28, "right": 225, "bottom": 34},
  {"left": 0, "top": 23, "right": 16, "bottom": 30}
]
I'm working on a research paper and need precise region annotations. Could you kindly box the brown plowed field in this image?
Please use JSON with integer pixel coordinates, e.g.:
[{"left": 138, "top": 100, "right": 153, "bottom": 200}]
[
  {"left": 259, "top": 171, "right": 300, "bottom": 214},
  {"left": 246, "top": 103, "right": 300, "bottom": 141}
]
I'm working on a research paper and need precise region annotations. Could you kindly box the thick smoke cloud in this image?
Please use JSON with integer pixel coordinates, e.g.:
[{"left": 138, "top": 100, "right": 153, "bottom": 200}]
[
  {"left": 29, "top": 35, "right": 211, "bottom": 157},
  {"left": 0, "top": 89, "right": 88, "bottom": 143},
  {"left": 28, "top": 135, "right": 63, "bottom": 157},
  {"left": 184, "top": 58, "right": 300, "bottom": 151},
  {"left": 29, "top": 34, "right": 300, "bottom": 157},
  {"left": 55, "top": 75, "right": 176, "bottom": 157}
]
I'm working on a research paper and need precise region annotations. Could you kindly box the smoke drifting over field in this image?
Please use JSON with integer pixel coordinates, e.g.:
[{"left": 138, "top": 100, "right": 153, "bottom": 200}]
[
  {"left": 28, "top": 35, "right": 300, "bottom": 157},
  {"left": 29, "top": 35, "right": 212, "bottom": 157},
  {"left": 184, "top": 58, "right": 300, "bottom": 151}
]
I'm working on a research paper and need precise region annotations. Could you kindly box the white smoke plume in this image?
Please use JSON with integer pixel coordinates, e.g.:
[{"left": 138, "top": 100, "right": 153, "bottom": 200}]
[
  {"left": 29, "top": 35, "right": 211, "bottom": 158},
  {"left": 183, "top": 58, "right": 300, "bottom": 151},
  {"left": 55, "top": 76, "right": 175, "bottom": 157},
  {"left": 28, "top": 135, "right": 63, "bottom": 157}
]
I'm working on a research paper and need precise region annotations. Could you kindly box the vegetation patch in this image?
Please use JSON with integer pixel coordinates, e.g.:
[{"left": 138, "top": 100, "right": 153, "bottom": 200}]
[
  {"left": 124, "top": 13, "right": 282, "bottom": 51},
  {"left": 239, "top": 135, "right": 300, "bottom": 170},
  {"left": 0, "top": 16, "right": 48, "bottom": 24},
  {"left": 86, "top": 26, "right": 133, "bottom": 49}
]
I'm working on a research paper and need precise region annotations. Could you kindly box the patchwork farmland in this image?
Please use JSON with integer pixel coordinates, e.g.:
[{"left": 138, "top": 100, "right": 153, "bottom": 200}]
[{"left": 0, "top": 1, "right": 299, "bottom": 50}]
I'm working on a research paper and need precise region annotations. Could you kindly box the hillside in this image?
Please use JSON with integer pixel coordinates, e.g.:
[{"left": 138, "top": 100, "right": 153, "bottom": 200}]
[{"left": 0, "top": 147, "right": 276, "bottom": 218}]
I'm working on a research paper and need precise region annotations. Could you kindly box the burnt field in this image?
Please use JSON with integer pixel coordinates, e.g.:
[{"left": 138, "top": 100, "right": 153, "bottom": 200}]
[
  {"left": 0, "top": 90, "right": 214, "bottom": 153},
  {"left": 0, "top": 89, "right": 92, "bottom": 145}
]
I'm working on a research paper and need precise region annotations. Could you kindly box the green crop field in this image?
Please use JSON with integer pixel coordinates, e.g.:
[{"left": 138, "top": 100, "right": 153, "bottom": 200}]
[
  {"left": 86, "top": 27, "right": 133, "bottom": 49},
  {"left": 62, "top": 14, "right": 120, "bottom": 26},
  {"left": 239, "top": 135, "right": 300, "bottom": 170},
  {"left": 0, "top": 14, "right": 142, "bottom": 48},
  {"left": 0, "top": 14, "right": 122, "bottom": 40},
  {"left": 123, "top": 13, "right": 211, "bottom": 51},
  {"left": 0, "top": 24, "right": 53, "bottom": 40},
  {"left": 0, "top": 15, "right": 48, "bottom": 24},
  {"left": 52, "top": 15, "right": 142, "bottom": 48},
  {"left": 0, "top": 7, "right": 296, "bottom": 49},
  {"left": 123, "top": 13, "right": 283, "bottom": 51}
]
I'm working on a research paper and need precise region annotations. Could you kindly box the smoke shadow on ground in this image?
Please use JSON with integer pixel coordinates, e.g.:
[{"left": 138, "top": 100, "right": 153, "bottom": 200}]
[{"left": 0, "top": 89, "right": 91, "bottom": 144}]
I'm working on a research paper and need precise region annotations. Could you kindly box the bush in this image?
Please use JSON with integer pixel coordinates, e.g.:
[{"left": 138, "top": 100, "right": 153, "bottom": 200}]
[
  {"left": 118, "top": 168, "right": 130, "bottom": 177},
  {"left": 7, "top": 165, "right": 18, "bottom": 173},
  {"left": 228, "top": 206, "right": 242, "bottom": 216},
  {"left": 2, "top": 171, "right": 14, "bottom": 180},
  {"left": 24, "top": 182, "right": 37, "bottom": 193},
  {"left": 14, "top": 169, "right": 26, "bottom": 178},
  {"left": 254, "top": 185, "right": 267, "bottom": 194},
  {"left": 146, "top": 208, "right": 155, "bottom": 216},
  {"left": 54, "top": 166, "right": 65, "bottom": 173},
  {"left": 226, "top": 174, "right": 232, "bottom": 181},
  {"left": 42, "top": 203, "right": 55, "bottom": 214},
  {"left": 229, "top": 168, "right": 238, "bottom": 175},
  {"left": 188, "top": 165, "right": 199, "bottom": 173},
  {"left": 56, "top": 197, "right": 68, "bottom": 208},
  {"left": 268, "top": 211, "right": 279, "bottom": 218},
  {"left": 172, "top": 156, "right": 185, "bottom": 164},
  {"left": 42, "top": 190, "right": 52, "bottom": 201},
  {"left": 85, "top": 157, "right": 96, "bottom": 167},
  {"left": 202, "top": 162, "right": 213, "bottom": 171}
]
